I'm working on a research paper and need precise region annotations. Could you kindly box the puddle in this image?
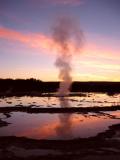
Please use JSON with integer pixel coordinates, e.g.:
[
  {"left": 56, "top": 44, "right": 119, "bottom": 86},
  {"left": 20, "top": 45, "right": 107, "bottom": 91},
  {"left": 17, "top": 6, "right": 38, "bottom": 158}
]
[
  {"left": 0, "top": 111, "right": 120, "bottom": 140},
  {"left": 0, "top": 93, "right": 120, "bottom": 140}
]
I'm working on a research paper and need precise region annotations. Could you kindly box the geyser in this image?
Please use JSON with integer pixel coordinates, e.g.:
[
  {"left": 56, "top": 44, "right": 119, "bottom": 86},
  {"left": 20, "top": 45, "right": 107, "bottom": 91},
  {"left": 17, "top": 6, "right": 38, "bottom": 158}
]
[{"left": 52, "top": 16, "right": 83, "bottom": 96}]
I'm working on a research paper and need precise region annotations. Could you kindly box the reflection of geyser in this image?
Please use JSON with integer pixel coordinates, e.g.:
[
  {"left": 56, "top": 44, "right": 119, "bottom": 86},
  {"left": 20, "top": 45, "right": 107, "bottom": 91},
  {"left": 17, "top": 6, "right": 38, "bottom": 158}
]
[{"left": 56, "top": 97, "right": 73, "bottom": 139}]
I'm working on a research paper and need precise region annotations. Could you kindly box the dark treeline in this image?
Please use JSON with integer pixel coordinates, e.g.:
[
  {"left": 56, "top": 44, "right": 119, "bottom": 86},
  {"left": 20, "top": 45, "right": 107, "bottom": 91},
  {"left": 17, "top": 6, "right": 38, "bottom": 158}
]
[{"left": 0, "top": 78, "right": 120, "bottom": 96}]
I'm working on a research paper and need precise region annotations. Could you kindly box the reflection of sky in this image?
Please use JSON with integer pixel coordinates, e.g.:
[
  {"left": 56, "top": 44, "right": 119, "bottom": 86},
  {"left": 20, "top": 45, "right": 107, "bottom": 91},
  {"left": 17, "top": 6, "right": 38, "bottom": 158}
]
[
  {"left": 0, "top": 0, "right": 120, "bottom": 81},
  {"left": 1, "top": 111, "right": 120, "bottom": 139}
]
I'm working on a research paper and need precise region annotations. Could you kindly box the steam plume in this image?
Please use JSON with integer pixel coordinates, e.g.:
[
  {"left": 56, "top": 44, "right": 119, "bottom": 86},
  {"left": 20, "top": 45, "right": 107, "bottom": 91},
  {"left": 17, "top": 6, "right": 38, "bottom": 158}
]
[{"left": 52, "top": 16, "right": 83, "bottom": 96}]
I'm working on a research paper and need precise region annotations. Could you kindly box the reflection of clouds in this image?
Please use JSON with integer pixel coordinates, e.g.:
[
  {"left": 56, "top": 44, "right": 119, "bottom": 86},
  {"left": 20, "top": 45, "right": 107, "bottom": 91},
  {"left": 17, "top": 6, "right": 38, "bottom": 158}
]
[
  {"left": 17, "top": 122, "right": 58, "bottom": 139},
  {"left": 56, "top": 97, "right": 73, "bottom": 139}
]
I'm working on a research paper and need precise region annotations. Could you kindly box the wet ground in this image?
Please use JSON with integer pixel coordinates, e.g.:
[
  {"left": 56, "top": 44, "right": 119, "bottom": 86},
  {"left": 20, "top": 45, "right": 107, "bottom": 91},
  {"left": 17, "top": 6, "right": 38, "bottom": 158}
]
[
  {"left": 0, "top": 92, "right": 120, "bottom": 160},
  {"left": 0, "top": 92, "right": 120, "bottom": 108}
]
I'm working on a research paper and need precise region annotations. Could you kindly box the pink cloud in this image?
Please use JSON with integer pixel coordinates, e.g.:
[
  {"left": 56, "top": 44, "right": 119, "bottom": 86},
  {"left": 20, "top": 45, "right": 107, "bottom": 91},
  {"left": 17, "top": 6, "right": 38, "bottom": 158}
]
[
  {"left": 0, "top": 27, "right": 53, "bottom": 54},
  {"left": 50, "top": 0, "right": 83, "bottom": 5},
  {"left": 0, "top": 27, "right": 82, "bottom": 55},
  {"left": 31, "top": 0, "right": 84, "bottom": 6},
  {"left": 1, "top": 26, "right": 119, "bottom": 65}
]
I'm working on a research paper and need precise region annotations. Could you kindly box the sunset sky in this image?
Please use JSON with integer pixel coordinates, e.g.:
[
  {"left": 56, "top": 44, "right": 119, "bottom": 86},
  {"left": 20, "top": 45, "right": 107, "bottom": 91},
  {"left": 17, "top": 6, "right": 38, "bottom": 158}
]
[{"left": 0, "top": 0, "right": 120, "bottom": 81}]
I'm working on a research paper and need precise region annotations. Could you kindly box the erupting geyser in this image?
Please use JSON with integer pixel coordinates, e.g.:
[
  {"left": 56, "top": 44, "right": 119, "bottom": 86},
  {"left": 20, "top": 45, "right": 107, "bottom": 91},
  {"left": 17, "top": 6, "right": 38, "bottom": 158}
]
[{"left": 52, "top": 16, "right": 83, "bottom": 96}]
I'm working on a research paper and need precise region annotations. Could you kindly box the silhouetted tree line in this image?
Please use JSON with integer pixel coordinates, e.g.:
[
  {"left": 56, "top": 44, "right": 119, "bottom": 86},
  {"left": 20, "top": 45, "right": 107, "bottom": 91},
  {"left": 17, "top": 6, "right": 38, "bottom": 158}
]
[{"left": 0, "top": 78, "right": 120, "bottom": 96}]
